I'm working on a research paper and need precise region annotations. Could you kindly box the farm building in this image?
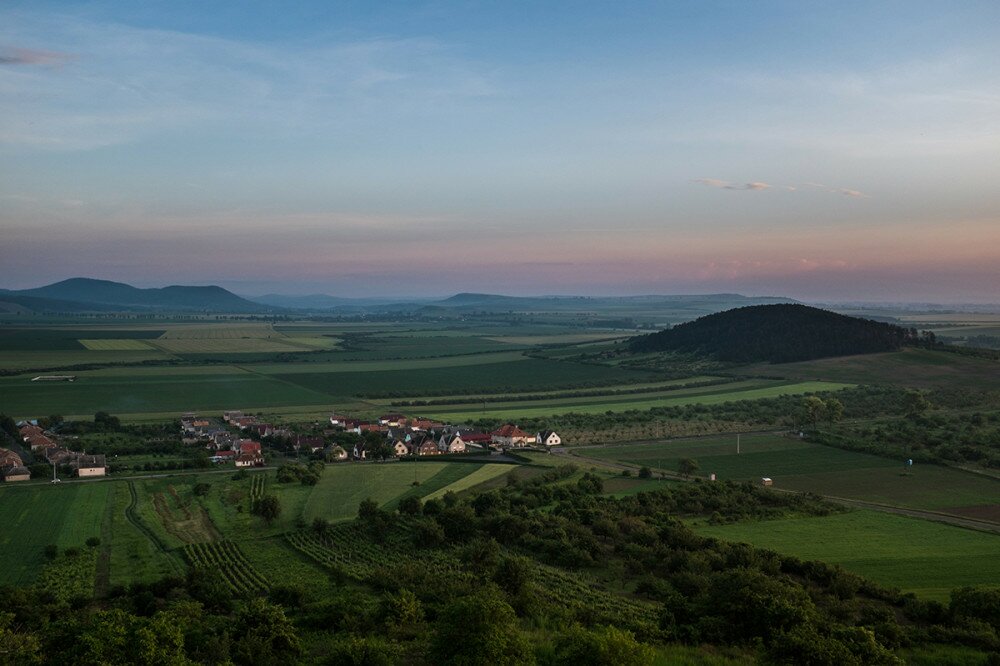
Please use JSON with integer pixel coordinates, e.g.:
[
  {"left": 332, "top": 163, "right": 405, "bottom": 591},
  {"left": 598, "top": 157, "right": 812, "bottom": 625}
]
[
  {"left": 491, "top": 424, "right": 536, "bottom": 448},
  {"left": 761, "top": 477, "right": 773, "bottom": 487},
  {"left": 536, "top": 430, "right": 562, "bottom": 447},
  {"left": 75, "top": 454, "right": 107, "bottom": 477}
]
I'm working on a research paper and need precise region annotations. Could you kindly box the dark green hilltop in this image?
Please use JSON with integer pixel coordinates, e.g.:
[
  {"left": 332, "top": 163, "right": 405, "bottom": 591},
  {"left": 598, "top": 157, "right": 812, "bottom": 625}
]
[{"left": 629, "top": 303, "right": 913, "bottom": 363}]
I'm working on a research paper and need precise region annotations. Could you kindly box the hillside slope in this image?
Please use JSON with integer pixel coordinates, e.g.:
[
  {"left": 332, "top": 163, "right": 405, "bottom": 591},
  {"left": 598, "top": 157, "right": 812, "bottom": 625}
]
[
  {"left": 629, "top": 304, "right": 911, "bottom": 363},
  {"left": 9, "top": 278, "right": 271, "bottom": 312}
]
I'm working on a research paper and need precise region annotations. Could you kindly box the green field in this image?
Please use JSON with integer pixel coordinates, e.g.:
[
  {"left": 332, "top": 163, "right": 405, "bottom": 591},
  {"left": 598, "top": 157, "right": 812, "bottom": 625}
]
[
  {"left": 738, "top": 348, "right": 1000, "bottom": 390},
  {"left": 424, "top": 381, "right": 854, "bottom": 420},
  {"left": 697, "top": 510, "right": 1000, "bottom": 601},
  {"left": 581, "top": 433, "right": 1000, "bottom": 513},
  {"left": 0, "top": 482, "right": 113, "bottom": 586},
  {"left": 0, "top": 460, "right": 516, "bottom": 590}
]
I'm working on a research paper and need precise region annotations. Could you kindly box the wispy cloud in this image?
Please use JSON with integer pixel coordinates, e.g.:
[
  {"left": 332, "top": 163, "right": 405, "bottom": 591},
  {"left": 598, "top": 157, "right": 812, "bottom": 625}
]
[
  {"left": 694, "top": 178, "right": 771, "bottom": 191},
  {"left": 696, "top": 179, "right": 868, "bottom": 198},
  {"left": 0, "top": 46, "right": 75, "bottom": 66}
]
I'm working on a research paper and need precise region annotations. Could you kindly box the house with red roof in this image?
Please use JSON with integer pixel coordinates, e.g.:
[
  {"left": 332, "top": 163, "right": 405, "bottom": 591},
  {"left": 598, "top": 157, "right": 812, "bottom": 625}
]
[{"left": 491, "top": 424, "right": 536, "bottom": 448}]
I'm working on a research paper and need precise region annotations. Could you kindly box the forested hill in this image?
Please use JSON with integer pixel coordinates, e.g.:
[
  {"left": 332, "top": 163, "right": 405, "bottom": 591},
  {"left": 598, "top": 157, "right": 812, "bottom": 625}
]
[{"left": 629, "top": 304, "right": 911, "bottom": 363}]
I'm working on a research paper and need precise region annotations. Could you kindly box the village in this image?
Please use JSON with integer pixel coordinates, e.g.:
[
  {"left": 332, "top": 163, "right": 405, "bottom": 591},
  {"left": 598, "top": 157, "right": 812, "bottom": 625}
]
[
  {"left": 1, "top": 410, "right": 562, "bottom": 483},
  {"left": 182, "top": 410, "right": 562, "bottom": 465}
]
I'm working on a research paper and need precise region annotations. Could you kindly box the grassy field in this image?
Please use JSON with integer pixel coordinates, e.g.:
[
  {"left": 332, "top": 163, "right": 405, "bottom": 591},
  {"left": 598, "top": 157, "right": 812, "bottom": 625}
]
[
  {"left": 580, "top": 433, "right": 1000, "bottom": 513},
  {"left": 424, "top": 381, "right": 854, "bottom": 421},
  {"left": 738, "top": 348, "right": 1000, "bottom": 390},
  {"left": 0, "top": 460, "right": 519, "bottom": 590},
  {"left": 0, "top": 369, "right": 335, "bottom": 418},
  {"left": 0, "top": 481, "right": 113, "bottom": 586},
  {"left": 79, "top": 339, "right": 157, "bottom": 351},
  {"left": 697, "top": 510, "right": 1000, "bottom": 601}
]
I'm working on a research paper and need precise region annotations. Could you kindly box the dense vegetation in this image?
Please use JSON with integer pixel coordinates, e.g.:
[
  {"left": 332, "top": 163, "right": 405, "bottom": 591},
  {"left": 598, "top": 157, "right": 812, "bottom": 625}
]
[
  {"left": 4, "top": 474, "right": 999, "bottom": 664},
  {"left": 629, "top": 304, "right": 913, "bottom": 363}
]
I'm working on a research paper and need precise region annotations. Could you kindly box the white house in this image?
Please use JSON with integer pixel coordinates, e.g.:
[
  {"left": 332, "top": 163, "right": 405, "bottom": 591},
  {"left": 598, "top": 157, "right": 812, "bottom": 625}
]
[
  {"left": 438, "top": 434, "right": 466, "bottom": 454},
  {"left": 536, "top": 430, "right": 562, "bottom": 447}
]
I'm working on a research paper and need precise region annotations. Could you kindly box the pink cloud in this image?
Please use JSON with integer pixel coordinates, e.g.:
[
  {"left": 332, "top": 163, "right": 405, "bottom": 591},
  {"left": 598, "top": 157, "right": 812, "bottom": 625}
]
[
  {"left": 695, "top": 178, "right": 772, "bottom": 191},
  {"left": 0, "top": 47, "right": 75, "bottom": 67}
]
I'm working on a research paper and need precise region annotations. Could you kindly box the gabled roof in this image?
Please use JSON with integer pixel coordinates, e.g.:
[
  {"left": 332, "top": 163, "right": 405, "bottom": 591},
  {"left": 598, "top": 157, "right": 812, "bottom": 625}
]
[{"left": 492, "top": 424, "right": 529, "bottom": 438}]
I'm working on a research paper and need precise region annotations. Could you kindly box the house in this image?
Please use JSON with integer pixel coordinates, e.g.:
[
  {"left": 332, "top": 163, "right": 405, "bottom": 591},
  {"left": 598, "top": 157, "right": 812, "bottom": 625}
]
[
  {"left": 19, "top": 424, "right": 43, "bottom": 441},
  {"left": 0, "top": 449, "right": 23, "bottom": 469},
  {"left": 295, "top": 436, "right": 325, "bottom": 454},
  {"left": 238, "top": 440, "right": 262, "bottom": 456},
  {"left": 27, "top": 433, "right": 56, "bottom": 452},
  {"left": 358, "top": 423, "right": 387, "bottom": 434},
  {"left": 1, "top": 466, "right": 30, "bottom": 482},
  {"left": 761, "top": 477, "right": 773, "bottom": 487},
  {"left": 392, "top": 440, "right": 410, "bottom": 457},
  {"left": 210, "top": 450, "right": 237, "bottom": 463},
  {"left": 253, "top": 423, "right": 274, "bottom": 438},
  {"left": 45, "top": 447, "right": 75, "bottom": 466},
  {"left": 408, "top": 435, "right": 440, "bottom": 457},
  {"left": 438, "top": 434, "right": 466, "bottom": 454},
  {"left": 458, "top": 431, "right": 492, "bottom": 448},
  {"left": 235, "top": 453, "right": 264, "bottom": 468},
  {"left": 223, "top": 410, "right": 244, "bottom": 423},
  {"left": 75, "top": 454, "right": 107, "bottom": 477},
  {"left": 536, "top": 430, "right": 562, "bottom": 447},
  {"left": 233, "top": 417, "right": 257, "bottom": 430},
  {"left": 378, "top": 413, "right": 407, "bottom": 427},
  {"left": 490, "top": 424, "right": 536, "bottom": 448},
  {"left": 351, "top": 443, "right": 367, "bottom": 460}
]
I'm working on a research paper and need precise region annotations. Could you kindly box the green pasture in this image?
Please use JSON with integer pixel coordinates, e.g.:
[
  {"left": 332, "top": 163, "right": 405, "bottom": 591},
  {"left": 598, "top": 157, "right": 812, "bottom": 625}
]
[
  {"left": 0, "top": 327, "right": 164, "bottom": 351},
  {"left": 697, "top": 510, "right": 1000, "bottom": 601},
  {"left": 424, "top": 381, "right": 853, "bottom": 421},
  {"left": 0, "top": 481, "right": 112, "bottom": 586},
  {"left": 581, "top": 433, "right": 1000, "bottom": 512},
  {"left": 739, "top": 348, "right": 1000, "bottom": 391},
  {"left": 250, "top": 350, "right": 530, "bottom": 374},
  {"left": 0, "top": 369, "right": 335, "bottom": 419},
  {"left": 0, "top": 349, "right": 175, "bottom": 372},
  {"left": 276, "top": 357, "right": 655, "bottom": 398}
]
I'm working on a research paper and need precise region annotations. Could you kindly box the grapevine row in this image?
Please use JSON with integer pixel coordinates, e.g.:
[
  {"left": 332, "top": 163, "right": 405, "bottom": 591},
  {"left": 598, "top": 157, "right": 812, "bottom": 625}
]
[{"left": 183, "top": 540, "right": 270, "bottom": 595}]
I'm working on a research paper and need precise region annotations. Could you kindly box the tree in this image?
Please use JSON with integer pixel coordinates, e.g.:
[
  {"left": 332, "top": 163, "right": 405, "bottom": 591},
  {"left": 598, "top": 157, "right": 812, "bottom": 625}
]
[
  {"left": 678, "top": 458, "right": 699, "bottom": 478},
  {"left": 398, "top": 495, "right": 422, "bottom": 516},
  {"left": 904, "top": 390, "right": 932, "bottom": 419},
  {"left": 193, "top": 483, "right": 210, "bottom": 496},
  {"left": 231, "top": 598, "right": 302, "bottom": 665},
  {"left": 552, "top": 624, "right": 655, "bottom": 666},
  {"left": 638, "top": 466, "right": 652, "bottom": 479},
  {"left": 802, "top": 396, "right": 827, "bottom": 425},
  {"left": 86, "top": 536, "right": 101, "bottom": 548},
  {"left": 0, "top": 612, "right": 41, "bottom": 664},
  {"left": 825, "top": 398, "right": 845, "bottom": 423},
  {"left": 0, "top": 413, "right": 18, "bottom": 439},
  {"left": 253, "top": 495, "right": 281, "bottom": 525},
  {"left": 430, "top": 588, "right": 531, "bottom": 665}
]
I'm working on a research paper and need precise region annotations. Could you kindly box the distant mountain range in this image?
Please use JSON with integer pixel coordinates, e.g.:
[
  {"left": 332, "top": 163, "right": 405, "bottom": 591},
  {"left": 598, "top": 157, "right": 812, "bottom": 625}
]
[
  {"left": 0, "top": 278, "right": 272, "bottom": 314},
  {"left": 0, "top": 277, "right": 799, "bottom": 316}
]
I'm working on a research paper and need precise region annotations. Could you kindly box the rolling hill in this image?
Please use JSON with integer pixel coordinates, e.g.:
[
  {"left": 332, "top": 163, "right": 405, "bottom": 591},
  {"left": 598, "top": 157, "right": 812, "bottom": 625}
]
[
  {"left": 0, "top": 278, "right": 273, "bottom": 313},
  {"left": 629, "top": 303, "right": 913, "bottom": 363}
]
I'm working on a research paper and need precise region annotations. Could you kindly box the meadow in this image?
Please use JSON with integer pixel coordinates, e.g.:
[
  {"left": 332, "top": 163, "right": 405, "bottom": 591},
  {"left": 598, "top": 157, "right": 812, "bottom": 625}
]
[
  {"left": 0, "top": 459, "right": 519, "bottom": 591},
  {"left": 697, "top": 510, "right": 1000, "bottom": 601},
  {"left": 738, "top": 347, "right": 1000, "bottom": 391},
  {"left": 579, "top": 432, "right": 1000, "bottom": 514}
]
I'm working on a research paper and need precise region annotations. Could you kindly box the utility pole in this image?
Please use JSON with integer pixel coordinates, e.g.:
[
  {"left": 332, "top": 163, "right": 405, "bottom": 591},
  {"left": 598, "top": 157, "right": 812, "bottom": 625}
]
[{"left": 737, "top": 433, "right": 740, "bottom": 455}]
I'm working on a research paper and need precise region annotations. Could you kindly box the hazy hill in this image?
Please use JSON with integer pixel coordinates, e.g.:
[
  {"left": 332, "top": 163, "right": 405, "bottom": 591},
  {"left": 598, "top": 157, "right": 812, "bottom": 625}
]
[
  {"left": 629, "top": 304, "right": 911, "bottom": 363},
  {"left": 3, "top": 278, "right": 272, "bottom": 313}
]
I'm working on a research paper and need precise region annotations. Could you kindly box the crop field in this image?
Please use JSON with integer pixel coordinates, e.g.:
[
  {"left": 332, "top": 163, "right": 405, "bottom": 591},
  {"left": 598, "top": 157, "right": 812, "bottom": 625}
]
[
  {"left": 151, "top": 337, "right": 315, "bottom": 353},
  {"left": 697, "top": 510, "right": 1000, "bottom": 601},
  {"left": 0, "top": 369, "right": 334, "bottom": 419},
  {"left": 0, "top": 349, "right": 175, "bottom": 372},
  {"left": 183, "top": 541, "right": 270, "bottom": 594},
  {"left": 302, "top": 463, "right": 461, "bottom": 522},
  {"left": 159, "top": 324, "right": 283, "bottom": 339},
  {"left": 580, "top": 433, "right": 1000, "bottom": 513},
  {"left": 79, "top": 338, "right": 157, "bottom": 350},
  {"left": 276, "top": 357, "right": 657, "bottom": 398},
  {"left": 0, "top": 481, "right": 113, "bottom": 586},
  {"left": 737, "top": 348, "right": 1000, "bottom": 390},
  {"left": 421, "top": 464, "right": 512, "bottom": 500},
  {"left": 0, "top": 327, "right": 165, "bottom": 350},
  {"left": 580, "top": 433, "right": 900, "bottom": 482},
  {"left": 424, "top": 381, "right": 853, "bottom": 421}
]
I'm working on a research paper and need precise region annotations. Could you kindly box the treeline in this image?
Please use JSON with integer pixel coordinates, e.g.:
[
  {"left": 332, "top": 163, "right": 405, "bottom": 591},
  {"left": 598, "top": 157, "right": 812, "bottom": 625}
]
[{"left": 629, "top": 304, "right": 914, "bottom": 363}]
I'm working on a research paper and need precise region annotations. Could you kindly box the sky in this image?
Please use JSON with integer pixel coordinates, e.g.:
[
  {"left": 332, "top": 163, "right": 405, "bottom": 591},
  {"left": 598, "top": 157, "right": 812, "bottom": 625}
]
[{"left": 2, "top": 1, "right": 999, "bottom": 302}]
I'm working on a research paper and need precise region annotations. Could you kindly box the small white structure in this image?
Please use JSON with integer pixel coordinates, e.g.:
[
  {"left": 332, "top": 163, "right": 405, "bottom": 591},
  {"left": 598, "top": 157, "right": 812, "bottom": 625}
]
[
  {"left": 536, "top": 430, "right": 562, "bottom": 447},
  {"left": 761, "top": 477, "right": 773, "bottom": 487}
]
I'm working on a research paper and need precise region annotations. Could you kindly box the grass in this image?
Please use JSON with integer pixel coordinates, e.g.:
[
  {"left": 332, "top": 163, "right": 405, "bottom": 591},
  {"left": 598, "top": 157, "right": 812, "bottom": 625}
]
[
  {"left": 79, "top": 339, "right": 157, "bottom": 350},
  {"left": 0, "top": 481, "right": 112, "bottom": 586},
  {"left": 0, "top": 368, "right": 335, "bottom": 418},
  {"left": 697, "top": 510, "right": 1000, "bottom": 601},
  {"left": 301, "top": 463, "right": 455, "bottom": 522},
  {"left": 421, "top": 464, "right": 512, "bottom": 500},
  {"left": 579, "top": 433, "right": 1000, "bottom": 512},
  {"left": 738, "top": 348, "right": 1000, "bottom": 390},
  {"left": 424, "top": 381, "right": 854, "bottom": 420},
  {"left": 276, "top": 357, "right": 656, "bottom": 398}
]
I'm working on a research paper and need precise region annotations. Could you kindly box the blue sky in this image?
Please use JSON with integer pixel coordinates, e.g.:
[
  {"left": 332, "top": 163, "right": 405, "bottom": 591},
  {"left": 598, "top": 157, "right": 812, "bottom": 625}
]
[{"left": 2, "top": 1, "right": 999, "bottom": 300}]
